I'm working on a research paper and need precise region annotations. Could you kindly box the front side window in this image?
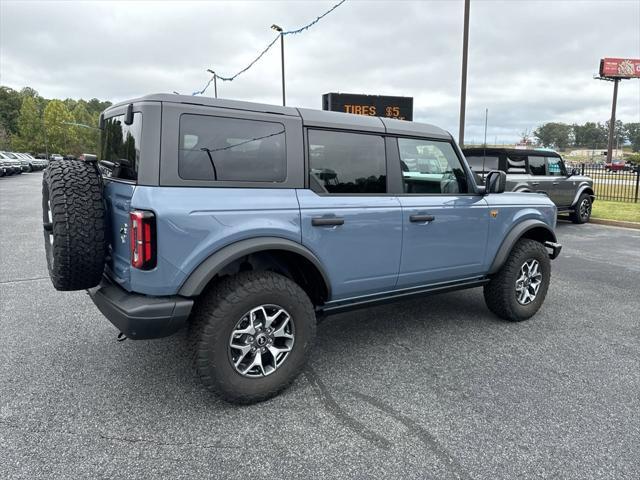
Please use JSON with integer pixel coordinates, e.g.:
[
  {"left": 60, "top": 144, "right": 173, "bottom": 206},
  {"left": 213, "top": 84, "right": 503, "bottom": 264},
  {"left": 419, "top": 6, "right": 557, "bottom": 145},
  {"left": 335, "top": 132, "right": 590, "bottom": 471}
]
[
  {"left": 399, "top": 138, "right": 468, "bottom": 194},
  {"left": 179, "top": 115, "right": 286, "bottom": 182},
  {"left": 100, "top": 113, "right": 143, "bottom": 181},
  {"left": 528, "top": 155, "right": 546, "bottom": 175},
  {"left": 308, "top": 130, "right": 386, "bottom": 194},
  {"left": 546, "top": 156, "right": 565, "bottom": 176}
]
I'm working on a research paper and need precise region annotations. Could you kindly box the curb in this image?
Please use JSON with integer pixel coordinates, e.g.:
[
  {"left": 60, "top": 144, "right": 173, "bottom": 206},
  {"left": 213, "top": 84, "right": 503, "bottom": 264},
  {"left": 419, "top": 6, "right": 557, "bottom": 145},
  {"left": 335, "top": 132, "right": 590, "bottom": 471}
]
[{"left": 589, "top": 217, "right": 640, "bottom": 230}]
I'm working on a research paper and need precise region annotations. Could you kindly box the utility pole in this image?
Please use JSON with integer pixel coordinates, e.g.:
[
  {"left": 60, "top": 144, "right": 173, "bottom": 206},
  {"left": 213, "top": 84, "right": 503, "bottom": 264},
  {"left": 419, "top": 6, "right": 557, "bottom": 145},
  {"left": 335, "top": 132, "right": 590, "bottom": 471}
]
[
  {"left": 271, "top": 24, "right": 285, "bottom": 106},
  {"left": 458, "top": 0, "right": 471, "bottom": 147},
  {"left": 606, "top": 78, "right": 619, "bottom": 163}
]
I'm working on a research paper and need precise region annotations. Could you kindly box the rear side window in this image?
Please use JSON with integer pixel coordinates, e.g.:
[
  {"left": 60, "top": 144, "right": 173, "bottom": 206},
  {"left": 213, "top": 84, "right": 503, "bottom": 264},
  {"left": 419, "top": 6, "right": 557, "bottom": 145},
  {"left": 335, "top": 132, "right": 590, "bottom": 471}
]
[
  {"left": 506, "top": 153, "right": 527, "bottom": 173},
  {"left": 465, "top": 155, "right": 499, "bottom": 172},
  {"left": 178, "top": 115, "right": 286, "bottom": 182},
  {"left": 528, "top": 155, "right": 546, "bottom": 175},
  {"left": 308, "top": 130, "right": 386, "bottom": 194},
  {"left": 100, "top": 113, "right": 142, "bottom": 181},
  {"left": 399, "top": 138, "right": 468, "bottom": 194}
]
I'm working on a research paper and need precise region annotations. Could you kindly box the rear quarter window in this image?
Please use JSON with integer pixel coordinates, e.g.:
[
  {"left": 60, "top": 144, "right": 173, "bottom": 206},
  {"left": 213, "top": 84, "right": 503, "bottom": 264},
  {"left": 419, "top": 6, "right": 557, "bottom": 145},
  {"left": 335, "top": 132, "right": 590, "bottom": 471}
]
[
  {"left": 178, "top": 114, "right": 286, "bottom": 182},
  {"left": 100, "top": 113, "right": 143, "bottom": 181},
  {"left": 465, "top": 155, "right": 499, "bottom": 172}
]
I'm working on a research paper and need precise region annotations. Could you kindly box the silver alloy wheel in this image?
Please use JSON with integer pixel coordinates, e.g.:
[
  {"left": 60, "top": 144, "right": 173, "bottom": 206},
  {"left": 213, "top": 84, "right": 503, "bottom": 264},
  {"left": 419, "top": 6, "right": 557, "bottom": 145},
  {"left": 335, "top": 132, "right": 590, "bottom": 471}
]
[
  {"left": 515, "top": 259, "right": 542, "bottom": 305},
  {"left": 579, "top": 197, "right": 591, "bottom": 220},
  {"left": 228, "top": 304, "right": 295, "bottom": 378}
]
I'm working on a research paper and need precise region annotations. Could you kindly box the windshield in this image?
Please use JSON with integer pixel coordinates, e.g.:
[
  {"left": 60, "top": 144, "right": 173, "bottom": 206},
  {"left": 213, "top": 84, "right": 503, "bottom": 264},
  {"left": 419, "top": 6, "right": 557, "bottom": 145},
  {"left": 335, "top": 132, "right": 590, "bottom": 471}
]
[{"left": 1, "top": 151, "right": 18, "bottom": 159}]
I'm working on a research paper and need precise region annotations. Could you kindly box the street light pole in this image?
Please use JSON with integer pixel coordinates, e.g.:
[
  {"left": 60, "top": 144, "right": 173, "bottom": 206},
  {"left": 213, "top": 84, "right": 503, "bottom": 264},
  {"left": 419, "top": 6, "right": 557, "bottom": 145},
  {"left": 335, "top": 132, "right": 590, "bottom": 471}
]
[
  {"left": 206, "top": 70, "right": 218, "bottom": 98},
  {"left": 458, "top": 0, "right": 471, "bottom": 147},
  {"left": 272, "top": 24, "right": 285, "bottom": 106}
]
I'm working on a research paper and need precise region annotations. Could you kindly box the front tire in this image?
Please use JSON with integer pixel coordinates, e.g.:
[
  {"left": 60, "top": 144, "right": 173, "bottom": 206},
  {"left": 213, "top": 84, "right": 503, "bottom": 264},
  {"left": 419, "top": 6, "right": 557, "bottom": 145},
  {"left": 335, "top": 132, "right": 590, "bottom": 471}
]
[
  {"left": 484, "top": 239, "right": 551, "bottom": 322},
  {"left": 189, "top": 271, "right": 316, "bottom": 404},
  {"left": 570, "top": 193, "right": 592, "bottom": 224}
]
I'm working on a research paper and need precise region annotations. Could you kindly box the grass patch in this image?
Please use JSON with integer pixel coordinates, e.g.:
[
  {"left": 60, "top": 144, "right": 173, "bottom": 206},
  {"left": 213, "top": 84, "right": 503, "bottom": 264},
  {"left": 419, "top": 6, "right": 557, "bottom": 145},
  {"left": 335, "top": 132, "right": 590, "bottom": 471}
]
[{"left": 591, "top": 200, "right": 640, "bottom": 223}]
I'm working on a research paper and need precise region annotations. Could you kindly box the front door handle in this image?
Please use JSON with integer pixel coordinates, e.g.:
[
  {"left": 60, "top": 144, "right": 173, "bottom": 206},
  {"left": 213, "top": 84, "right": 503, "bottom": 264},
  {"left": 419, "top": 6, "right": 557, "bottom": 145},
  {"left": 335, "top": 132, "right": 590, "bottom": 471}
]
[
  {"left": 531, "top": 182, "right": 540, "bottom": 186},
  {"left": 552, "top": 181, "right": 560, "bottom": 185},
  {"left": 312, "top": 217, "right": 345, "bottom": 227},
  {"left": 410, "top": 214, "right": 435, "bottom": 223}
]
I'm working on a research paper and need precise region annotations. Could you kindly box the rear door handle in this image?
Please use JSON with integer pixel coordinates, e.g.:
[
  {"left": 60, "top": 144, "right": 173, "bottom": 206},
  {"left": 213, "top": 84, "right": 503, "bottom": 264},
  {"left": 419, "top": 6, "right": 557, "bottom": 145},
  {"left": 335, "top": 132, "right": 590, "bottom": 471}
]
[
  {"left": 410, "top": 214, "right": 435, "bottom": 223},
  {"left": 552, "top": 182, "right": 560, "bottom": 185},
  {"left": 312, "top": 217, "right": 345, "bottom": 227},
  {"left": 531, "top": 182, "right": 540, "bottom": 186}
]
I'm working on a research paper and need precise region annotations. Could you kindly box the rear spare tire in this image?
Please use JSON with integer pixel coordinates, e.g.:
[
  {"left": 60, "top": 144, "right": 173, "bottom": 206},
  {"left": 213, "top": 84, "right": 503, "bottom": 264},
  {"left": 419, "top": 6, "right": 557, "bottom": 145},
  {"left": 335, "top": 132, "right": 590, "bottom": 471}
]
[{"left": 42, "top": 160, "right": 106, "bottom": 291}]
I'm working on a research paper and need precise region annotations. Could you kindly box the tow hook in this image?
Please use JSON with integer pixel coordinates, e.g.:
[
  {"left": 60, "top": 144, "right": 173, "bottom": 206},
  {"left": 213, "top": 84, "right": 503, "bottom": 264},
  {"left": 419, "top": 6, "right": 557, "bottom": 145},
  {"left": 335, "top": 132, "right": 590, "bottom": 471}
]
[
  {"left": 117, "top": 332, "right": 127, "bottom": 342},
  {"left": 544, "top": 241, "right": 562, "bottom": 260}
]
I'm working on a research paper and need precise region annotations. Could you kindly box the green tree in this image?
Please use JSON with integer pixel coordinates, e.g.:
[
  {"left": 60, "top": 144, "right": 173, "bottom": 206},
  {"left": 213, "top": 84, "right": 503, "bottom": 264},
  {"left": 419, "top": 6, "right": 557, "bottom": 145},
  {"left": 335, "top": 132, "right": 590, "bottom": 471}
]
[
  {"left": 573, "top": 122, "right": 608, "bottom": 148},
  {"left": 624, "top": 123, "right": 640, "bottom": 152},
  {"left": 534, "top": 122, "right": 572, "bottom": 150},
  {"left": 12, "top": 95, "right": 43, "bottom": 152},
  {"left": 19, "top": 86, "right": 40, "bottom": 99},
  {"left": 72, "top": 101, "right": 99, "bottom": 154},
  {"left": 44, "top": 100, "right": 76, "bottom": 154},
  {"left": 0, "top": 125, "right": 11, "bottom": 150},
  {"left": 0, "top": 86, "right": 22, "bottom": 135},
  {"left": 605, "top": 119, "right": 626, "bottom": 146}
]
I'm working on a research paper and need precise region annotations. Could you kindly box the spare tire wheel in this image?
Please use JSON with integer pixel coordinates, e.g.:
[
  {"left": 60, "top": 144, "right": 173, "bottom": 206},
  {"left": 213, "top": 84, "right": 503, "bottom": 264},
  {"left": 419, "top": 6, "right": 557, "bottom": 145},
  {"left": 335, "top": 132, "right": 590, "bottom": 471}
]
[{"left": 42, "top": 160, "right": 107, "bottom": 291}]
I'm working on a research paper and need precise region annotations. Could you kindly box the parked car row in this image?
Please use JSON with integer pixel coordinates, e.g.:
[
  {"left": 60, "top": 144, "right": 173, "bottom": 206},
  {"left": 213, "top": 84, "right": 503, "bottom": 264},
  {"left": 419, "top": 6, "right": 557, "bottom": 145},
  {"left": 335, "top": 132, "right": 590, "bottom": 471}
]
[{"left": 0, "top": 151, "right": 48, "bottom": 176}]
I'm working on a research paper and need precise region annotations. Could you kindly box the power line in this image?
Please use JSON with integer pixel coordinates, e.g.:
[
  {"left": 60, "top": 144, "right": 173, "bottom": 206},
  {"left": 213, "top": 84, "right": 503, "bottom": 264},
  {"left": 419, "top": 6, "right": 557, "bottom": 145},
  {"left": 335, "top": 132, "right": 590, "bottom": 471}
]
[
  {"left": 282, "top": 0, "right": 346, "bottom": 35},
  {"left": 192, "top": 0, "right": 347, "bottom": 96}
]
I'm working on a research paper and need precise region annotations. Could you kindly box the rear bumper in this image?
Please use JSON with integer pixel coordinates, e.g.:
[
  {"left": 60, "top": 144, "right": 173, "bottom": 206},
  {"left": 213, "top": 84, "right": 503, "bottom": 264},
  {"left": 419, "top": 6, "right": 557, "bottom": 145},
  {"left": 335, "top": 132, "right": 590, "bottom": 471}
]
[{"left": 88, "top": 276, "right": 193, "bottom": 340}]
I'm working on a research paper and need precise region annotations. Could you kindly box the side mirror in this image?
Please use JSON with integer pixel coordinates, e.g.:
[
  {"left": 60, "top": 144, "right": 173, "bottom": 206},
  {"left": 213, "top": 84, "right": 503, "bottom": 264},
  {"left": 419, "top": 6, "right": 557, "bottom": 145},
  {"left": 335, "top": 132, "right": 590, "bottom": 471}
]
[{"left": 485, "top": 170, "right": 506, "bottom": 194}]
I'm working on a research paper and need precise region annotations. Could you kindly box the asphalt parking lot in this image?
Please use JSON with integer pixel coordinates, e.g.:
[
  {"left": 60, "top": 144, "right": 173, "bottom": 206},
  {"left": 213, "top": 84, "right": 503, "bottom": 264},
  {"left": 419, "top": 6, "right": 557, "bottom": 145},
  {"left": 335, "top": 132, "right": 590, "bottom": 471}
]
[{"left": 1, "top": 172, "right": 639, "bottom": 479}]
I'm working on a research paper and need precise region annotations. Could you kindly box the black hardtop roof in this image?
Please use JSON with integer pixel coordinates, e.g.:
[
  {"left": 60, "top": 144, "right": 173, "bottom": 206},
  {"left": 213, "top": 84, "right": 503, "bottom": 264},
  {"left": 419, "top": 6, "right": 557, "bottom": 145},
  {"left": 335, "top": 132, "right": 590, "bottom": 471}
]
[
  {"left": 462, "top": 147, "right": 561, "bottom": 157},
  {"left": 106, "top": 93, "right": 451, "bottom": 139}
]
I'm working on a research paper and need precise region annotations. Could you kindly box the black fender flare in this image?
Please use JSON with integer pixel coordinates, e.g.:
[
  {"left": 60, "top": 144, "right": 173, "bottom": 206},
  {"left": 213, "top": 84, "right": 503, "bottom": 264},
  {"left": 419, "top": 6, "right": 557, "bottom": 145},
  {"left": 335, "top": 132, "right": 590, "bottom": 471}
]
[
  {"left": 488, "top": 220, "right": 557, "bottom": 274},
  {"left": 178, "top": 237, "right": 331, "bottom": 298},
  {"left": 570, "top": 185, "right": 595, "bottom": 207}
]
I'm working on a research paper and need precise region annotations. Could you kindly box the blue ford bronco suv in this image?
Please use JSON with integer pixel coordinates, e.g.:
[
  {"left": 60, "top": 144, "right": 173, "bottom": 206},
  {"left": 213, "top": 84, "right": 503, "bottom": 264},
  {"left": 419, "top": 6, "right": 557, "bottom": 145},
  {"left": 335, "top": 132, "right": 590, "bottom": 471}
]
[{"left": 42, "top": 94, "right": 561, "bottom": 404}]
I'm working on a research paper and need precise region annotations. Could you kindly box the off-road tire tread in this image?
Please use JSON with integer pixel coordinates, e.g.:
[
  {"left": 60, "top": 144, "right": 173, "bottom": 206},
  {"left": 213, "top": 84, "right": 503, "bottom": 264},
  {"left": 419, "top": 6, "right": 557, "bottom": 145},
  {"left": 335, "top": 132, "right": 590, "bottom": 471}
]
[
  {"left": 483, "top": 239, "right": 550, "bottom": 322},
  {"left": 570, "top": 192, "right": 591, "bottom": 224},
  {"left": 189, "top": 271, "right": 316, "bottom": 404},
  {"left": 42, "top": 160, "right": 106, "bottom": 291}
]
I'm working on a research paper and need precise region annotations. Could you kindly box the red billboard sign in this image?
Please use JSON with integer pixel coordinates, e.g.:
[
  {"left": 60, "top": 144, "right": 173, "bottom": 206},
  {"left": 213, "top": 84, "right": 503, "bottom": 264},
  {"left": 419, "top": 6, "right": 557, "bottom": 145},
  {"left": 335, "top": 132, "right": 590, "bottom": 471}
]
[{"left": 599, "top": 58, "right": 640, "bottom": 78}]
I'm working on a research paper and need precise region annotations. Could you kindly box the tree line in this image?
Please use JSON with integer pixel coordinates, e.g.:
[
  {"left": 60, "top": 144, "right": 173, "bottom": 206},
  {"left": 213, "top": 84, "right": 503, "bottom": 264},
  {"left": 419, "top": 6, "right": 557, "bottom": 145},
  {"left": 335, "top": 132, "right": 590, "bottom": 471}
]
[
  {"left": 533, "top": 120, "right": 640, "bottom": 152},
  {"left": 0, "top": 86, "right": 111, "bottom": 156},
  {"left": 2, "top": 84, "right": 639, "bottom": 157}
]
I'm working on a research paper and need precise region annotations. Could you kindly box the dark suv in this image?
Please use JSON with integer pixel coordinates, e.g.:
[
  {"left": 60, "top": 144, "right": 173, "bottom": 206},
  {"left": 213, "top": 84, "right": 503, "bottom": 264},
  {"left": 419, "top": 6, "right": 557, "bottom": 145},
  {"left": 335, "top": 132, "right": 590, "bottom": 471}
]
[
  {"left": 463, "top": 148, "right": 595, "bottom": 224},
  {"left": 42, "top": 94, "right": 562, "bottom": 404}
]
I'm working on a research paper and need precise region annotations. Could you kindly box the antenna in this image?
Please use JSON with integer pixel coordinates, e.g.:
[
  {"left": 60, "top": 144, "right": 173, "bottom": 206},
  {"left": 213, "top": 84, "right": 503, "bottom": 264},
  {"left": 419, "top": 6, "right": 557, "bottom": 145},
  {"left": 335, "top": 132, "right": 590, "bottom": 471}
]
[{"left": 482, "top": 108, "right": 488, "bottom": 180}]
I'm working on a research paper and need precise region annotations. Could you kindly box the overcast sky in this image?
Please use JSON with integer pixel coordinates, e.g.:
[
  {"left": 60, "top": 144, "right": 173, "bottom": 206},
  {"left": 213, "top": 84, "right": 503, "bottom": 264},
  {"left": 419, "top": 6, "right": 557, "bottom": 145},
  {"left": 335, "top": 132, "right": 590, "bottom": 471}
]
[{"left": 1, "top": 0, "right": 639, "bottom": 142}]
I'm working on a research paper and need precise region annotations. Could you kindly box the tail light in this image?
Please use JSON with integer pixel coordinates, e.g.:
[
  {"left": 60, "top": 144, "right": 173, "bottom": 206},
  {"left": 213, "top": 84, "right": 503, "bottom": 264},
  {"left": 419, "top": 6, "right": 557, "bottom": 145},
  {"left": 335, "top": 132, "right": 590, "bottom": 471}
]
[{"left": 129, "top": 210, "right": 156, "bottom": 270}]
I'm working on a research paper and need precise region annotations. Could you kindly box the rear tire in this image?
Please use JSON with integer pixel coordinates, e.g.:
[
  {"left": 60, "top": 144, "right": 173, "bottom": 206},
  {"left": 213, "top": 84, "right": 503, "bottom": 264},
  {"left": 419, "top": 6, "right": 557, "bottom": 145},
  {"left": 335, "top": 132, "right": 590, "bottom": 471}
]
[
  {"left": 570, "top": 193, "right": 592, "bottom": 224},
  {"left": 42, "top": 160, "right": 106, "bottom": 291},
  {"left": 189, "top": 271, "right": 316, "bottom": 404},
  {"left": 484, "top": 239, "right": 550, "bottom": 322}
]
